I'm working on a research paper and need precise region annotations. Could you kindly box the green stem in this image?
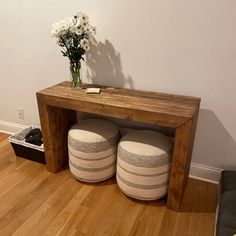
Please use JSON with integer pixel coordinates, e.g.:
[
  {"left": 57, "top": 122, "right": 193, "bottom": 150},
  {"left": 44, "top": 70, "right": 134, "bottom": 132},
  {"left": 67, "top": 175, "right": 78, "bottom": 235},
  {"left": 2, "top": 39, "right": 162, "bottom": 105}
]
[{"left": 70, "top": 62, "right": 82, "bottom": 89}]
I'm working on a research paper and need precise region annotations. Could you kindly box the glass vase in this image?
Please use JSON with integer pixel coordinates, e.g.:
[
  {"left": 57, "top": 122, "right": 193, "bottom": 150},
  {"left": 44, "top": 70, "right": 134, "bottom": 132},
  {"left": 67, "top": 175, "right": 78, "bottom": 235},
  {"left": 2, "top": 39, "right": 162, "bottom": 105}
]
[{"left": 70, "top": 62, "right": 82, "bottom": 89}]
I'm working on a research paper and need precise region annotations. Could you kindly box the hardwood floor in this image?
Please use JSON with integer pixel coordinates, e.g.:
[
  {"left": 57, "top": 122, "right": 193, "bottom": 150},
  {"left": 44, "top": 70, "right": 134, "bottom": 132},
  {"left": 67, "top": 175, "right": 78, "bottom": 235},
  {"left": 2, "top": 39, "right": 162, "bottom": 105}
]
[{"left": 0, "top": 132, "right": 217, "bottom": 236}]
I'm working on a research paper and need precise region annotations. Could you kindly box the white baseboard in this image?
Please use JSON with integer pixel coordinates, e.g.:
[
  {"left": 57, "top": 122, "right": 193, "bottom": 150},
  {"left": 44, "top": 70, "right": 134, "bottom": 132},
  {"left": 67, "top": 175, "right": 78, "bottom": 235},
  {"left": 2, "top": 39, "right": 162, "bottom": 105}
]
[
  {"left": 0, "top": 120, "right": 27, "bottom": 134},
  {"left": 0, "top": 120, "right": 222, "bottom": 183},
  {"left": 189, "top": 162, "right": 222, "bottom": 184}
]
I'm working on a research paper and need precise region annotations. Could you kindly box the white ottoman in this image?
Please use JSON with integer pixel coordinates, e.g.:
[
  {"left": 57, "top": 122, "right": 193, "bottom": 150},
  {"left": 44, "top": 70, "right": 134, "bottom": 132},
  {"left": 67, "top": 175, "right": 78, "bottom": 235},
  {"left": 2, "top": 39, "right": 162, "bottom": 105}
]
[
  {"left": 116, "top": 130, "right": 172, "bottom": 200},
  {"left": 68, "top": 118, "right": 120, "bottom": 182}
]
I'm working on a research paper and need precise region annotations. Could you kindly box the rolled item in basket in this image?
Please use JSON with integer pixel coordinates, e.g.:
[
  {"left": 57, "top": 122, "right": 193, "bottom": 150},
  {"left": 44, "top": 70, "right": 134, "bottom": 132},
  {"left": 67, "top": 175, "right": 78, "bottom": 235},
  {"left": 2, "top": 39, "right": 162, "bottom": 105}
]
[{"left": 25, "top": 128, "right": 43, "bottom": 146}]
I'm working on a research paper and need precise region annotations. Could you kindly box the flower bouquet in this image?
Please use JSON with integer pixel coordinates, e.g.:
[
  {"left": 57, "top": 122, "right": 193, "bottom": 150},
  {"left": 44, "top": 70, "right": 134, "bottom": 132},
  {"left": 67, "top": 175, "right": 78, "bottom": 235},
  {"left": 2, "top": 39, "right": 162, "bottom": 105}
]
[{"left": 52, "top": 12, "right": 96, "bottom": 89}]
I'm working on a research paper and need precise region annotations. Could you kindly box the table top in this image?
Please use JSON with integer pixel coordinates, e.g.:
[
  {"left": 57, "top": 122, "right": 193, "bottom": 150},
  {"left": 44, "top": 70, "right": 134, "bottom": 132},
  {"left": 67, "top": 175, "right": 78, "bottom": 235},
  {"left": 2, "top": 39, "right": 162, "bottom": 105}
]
[{"left": 37, "top": 81, "right": 200, "bottom": 128}]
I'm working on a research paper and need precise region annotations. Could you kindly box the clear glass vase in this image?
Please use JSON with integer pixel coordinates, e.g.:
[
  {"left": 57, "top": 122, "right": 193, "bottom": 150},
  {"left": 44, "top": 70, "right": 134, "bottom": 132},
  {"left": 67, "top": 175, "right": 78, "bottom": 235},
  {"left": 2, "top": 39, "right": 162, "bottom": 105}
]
[{"left": 70, "top": 62, "right": 82, "bottom": 89}]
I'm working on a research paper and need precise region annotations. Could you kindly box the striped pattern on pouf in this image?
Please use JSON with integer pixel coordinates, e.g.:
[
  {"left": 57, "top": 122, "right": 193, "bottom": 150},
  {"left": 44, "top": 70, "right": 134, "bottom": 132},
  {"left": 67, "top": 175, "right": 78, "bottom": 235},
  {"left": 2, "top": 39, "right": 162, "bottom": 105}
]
[
  {"left": 116, "top": 130, "right": 172, "bottom": 200},
  {"left": 68, "top": 118, "right": 120, "bottom": 183}
]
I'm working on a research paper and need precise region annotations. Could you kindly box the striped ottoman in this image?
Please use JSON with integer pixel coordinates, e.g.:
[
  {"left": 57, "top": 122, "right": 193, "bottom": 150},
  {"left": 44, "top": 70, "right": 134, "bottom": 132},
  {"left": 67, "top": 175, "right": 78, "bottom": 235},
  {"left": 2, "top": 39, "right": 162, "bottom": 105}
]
[
  {"left": 68, "top": 118, "right": 120, "bottom": 182},
  {"left": 116, "top": 130, "right": 172, "bottom": 200}
]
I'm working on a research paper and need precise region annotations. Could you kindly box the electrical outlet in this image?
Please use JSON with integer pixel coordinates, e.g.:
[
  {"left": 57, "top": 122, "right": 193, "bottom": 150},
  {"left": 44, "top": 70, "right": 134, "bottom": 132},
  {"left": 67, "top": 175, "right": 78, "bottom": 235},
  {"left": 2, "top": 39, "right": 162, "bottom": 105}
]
[{"left": 17, "top": 108, "right": 24, "bottom": 119}]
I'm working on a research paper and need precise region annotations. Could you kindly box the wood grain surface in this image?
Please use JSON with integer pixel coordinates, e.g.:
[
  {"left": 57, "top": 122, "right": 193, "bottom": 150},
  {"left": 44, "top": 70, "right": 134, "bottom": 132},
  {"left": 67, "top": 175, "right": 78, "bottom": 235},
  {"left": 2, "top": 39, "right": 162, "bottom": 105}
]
[
  {"left": 0, "top": 133, "right": 217, "bottom": 236},
  {"left": 36, "top": 81, "right": 201, "bottom": 211},
  {"left": 37, "top": 81, "right": 200, "bottom": 128}
]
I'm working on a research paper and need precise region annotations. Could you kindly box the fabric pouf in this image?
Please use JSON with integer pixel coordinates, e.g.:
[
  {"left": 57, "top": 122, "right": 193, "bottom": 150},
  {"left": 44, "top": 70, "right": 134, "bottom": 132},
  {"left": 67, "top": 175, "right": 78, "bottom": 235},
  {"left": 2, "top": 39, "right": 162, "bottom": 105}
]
[
  {"left": 68, "top": 118, "right": 120, "bottom": 183},
  {"left": 116, "top": 130, "right": 172, "bottom": 200}
]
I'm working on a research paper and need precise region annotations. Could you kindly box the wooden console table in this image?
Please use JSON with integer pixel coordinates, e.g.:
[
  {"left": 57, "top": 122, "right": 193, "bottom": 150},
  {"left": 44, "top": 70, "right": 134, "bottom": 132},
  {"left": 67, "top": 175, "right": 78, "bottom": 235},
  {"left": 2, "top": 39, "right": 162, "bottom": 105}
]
[{"left": 36, "top": 81, "right": 200, "bottom": 211}]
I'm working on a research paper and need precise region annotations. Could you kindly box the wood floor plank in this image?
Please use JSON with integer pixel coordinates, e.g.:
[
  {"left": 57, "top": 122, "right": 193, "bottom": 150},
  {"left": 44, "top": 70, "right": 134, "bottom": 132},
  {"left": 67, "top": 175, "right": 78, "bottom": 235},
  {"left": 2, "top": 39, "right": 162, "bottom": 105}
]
[
  {"left": 58, "top": 206, "right": 89, "bottom": 236},
  {"left": 85, "top": 185, "right": 133, "bottom": 236},
  {"left": 129, "top": 205, "right": 166, "bottom": 236},
  {"left": 187, "top": 212, "right": 216, "bottom": 236},
  {"left": 44, "top": 184, "right": 92, "bottom": 236},
  {"left": 157, "top": 209, "right": 178, "bottom": 236},
  {"left": 0, "top": 132, "right": 218, "bottom": 236},
  {"left": 76, "top": 180, "right": 119, "bottom": 235},
  {"left": 0, "top": 139, "right": 16, "bottom": 168},
  {"left": 0, "top": 157, "right": 26, "bottom": 179},
  {"left": 0, "top": 163, "right": 47, "bottom": 219},
  {"left": 0, "top": 133, "right": 9, "bottom": 142},
  {"left": 0, "top": 170, "right": 70, "bottom": 235},
  {"left": 0, "top": 161, "right": 44, "bottom": 198},
  {"left": 114, "top": 200, "right": 141, "bottom": 236},
  {"left": 180, "top": 178, "right": 218, "bottom": 212},
  {"left": 12, "top": 177, "right": 81, "bottom": 236}
]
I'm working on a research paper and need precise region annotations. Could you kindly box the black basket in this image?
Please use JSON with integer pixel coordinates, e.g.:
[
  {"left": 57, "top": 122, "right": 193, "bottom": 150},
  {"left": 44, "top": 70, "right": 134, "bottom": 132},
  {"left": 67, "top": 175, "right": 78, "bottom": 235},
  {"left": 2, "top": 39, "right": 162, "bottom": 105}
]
[{"left": 9, "top": 126, "right": 45, "bottom": 164}]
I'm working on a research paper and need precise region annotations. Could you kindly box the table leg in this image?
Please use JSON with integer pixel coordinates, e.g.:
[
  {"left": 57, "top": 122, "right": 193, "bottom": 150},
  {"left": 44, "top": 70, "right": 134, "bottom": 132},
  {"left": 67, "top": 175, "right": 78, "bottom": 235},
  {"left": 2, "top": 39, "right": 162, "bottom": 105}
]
[
  {"left": 167, "top": 115, "right": 198, "bottom": 211},
  {"left": 37, "top": 102, "right": 77, "bottom": 173}
]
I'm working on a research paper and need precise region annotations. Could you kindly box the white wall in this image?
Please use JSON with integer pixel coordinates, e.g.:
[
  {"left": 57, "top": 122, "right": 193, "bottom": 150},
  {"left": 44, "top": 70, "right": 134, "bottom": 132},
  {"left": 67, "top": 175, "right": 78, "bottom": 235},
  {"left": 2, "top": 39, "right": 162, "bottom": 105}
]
[{"left": 0, "top": 0, "right": 236, "bottom": 170}]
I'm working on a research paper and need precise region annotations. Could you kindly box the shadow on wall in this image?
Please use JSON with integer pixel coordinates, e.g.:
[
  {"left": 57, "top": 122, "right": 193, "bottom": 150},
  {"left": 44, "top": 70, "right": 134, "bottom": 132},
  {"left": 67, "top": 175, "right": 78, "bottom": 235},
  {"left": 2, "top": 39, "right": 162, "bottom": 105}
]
[
  {"left": 192, "top": 109, "right": 236, "bottom": 169},
  {"left": 86, "top": 37, "right": 134, "bottom": 88}
]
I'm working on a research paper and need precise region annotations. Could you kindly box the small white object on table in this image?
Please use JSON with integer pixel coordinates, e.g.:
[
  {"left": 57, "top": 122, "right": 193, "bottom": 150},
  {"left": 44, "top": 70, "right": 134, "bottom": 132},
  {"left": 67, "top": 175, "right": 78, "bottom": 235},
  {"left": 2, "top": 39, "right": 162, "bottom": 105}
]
[{"left": 86, "top": 88, "right": 101, "bottom": 94}]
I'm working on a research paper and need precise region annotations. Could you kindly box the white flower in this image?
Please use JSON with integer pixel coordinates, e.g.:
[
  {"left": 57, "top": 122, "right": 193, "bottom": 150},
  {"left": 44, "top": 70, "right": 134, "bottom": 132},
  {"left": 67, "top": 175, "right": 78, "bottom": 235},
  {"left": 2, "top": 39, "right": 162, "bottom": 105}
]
[
  {"left": 84, "top": 25, "right": 96, "bottom": 36},
  {"left": 81, "top": 21, "right": 88, "bottom": 28},
  {"left": 52, "top": 12, "right": 95, "bottom": 56},
  {"left": 80, "top": 38, "right": 89, "bottom": 47},
  {"left": 51, "top": 18, "right": 73, "bottom": 37},
  {"left": 80, "top": 38, "right": 90, "bottom": 51},
  {"left": 73, "top": 12, "right": 89, "bottom": 27},
  {"left": 76, "top": 26, "right": 83, "bottom": 35},
  {"left": 84, "top": 45, "right": 90, "bottom": 51},
  {"left": 79, "top": 13, "right": 89, "bottom": 23},
  {"left": 73, "top": 12, "right": 81, "bottom": 19},
  {"left": 91, "top": 26, "right": 96, "bottom": 34}
]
